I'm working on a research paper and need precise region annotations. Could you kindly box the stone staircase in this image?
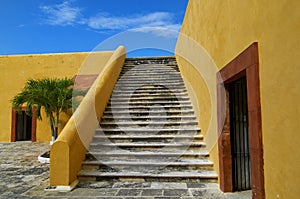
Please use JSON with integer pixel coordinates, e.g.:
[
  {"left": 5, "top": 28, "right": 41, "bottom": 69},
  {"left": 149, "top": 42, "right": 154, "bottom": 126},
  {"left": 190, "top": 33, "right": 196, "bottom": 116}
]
[{"left": 78, "top": 57, "right": 218, "bottom": 182}]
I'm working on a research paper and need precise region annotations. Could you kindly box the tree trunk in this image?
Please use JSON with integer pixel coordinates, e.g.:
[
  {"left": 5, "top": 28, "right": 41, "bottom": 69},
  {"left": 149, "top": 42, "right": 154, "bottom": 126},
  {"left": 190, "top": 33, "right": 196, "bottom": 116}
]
[
  {"left": 55, "top": 108, "right": 59, "bottom": 140},
  {"left": 49, "top": 114, "right": 56, "bottom": 143}
]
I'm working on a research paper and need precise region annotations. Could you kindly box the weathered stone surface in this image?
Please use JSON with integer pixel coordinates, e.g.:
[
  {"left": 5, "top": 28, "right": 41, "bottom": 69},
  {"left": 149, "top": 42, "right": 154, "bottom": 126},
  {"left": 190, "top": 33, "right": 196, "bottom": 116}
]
[
  {"left": 0, "top": 142, "right": 49, "bottom": 199},
  {"left": 0, "top": 142, "right": 251, "bottom": 198},
  {"left": 163, "top": 189, "right": 191, "bottom": 197},
  {"left": 79, "top": 57, "right": 218, "bottom": 183},
  {"left": 116, "top": 188, "right": 142, "bottom": 196}
]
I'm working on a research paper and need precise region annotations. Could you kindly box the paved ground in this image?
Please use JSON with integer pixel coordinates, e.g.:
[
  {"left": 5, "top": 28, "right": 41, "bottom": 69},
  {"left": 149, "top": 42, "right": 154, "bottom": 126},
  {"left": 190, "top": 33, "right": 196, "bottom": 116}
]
[{"left": 0, "top": 142, "right": 251, "bottom": 198}]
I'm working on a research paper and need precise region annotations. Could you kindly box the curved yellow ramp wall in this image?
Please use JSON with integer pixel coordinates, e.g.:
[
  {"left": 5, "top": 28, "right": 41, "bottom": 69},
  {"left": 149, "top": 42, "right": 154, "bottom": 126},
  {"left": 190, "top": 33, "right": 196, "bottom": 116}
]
[{"left": 50, "top": 46, "right": 126, "bottom": 187}]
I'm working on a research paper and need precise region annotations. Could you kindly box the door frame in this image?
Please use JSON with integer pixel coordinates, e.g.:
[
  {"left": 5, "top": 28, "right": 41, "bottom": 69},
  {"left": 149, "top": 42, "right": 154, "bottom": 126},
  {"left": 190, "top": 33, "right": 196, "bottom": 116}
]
[
  {"left": 11, "top": 107, "right": 37, "bottom": 142},
  {"left": 216, "top": 42, "right": 265, "bottom": 198}
]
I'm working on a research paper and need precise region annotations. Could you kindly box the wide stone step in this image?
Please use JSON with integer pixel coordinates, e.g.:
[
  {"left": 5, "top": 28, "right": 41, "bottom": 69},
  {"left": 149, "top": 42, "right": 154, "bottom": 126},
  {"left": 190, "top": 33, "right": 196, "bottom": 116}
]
[
  {"left": 118, "top": 76, "right": 182, "bottom": 80},
  {"left": 86, "top": 150, "right": 209, "bottom": 158},
  {"left": 116, "top": 81, "right": 185, "bottom": 85},
  {"left": 78, "top": 169, "right": 218, "bottom": 182},
  {"left": 117, "top": 78, "right": 183, "bottom": 82},
  {"left": 123, "top": 63, "right": 177, "bottom": 67},
  {"left": 96, "top": 127, "right": 200, "bottom": 133},
  {"left": 121, "top": 67, "right": 179, "bottom": 71},
  {"left": 119, "top": 74, "right": 182, "bottom": 79},
  {"left": 106, "top": 105, "right": 192, "bottom": 110},
  {"left": 107, "top": 100, "right": 191, "bottom": 106},
  {"left": 92, "top": 135, "right": 203, "bottom": 144},
  {"left": 122, "top": 65, "right": 178, "bottom": 68},
  {"left": 92, "top": 134, "right": 203, "bottom": 139},
  {"left": 111, "top": 92, "right": 189, "bottom": 98},
  {"left": 120, "top": 72, "right": 180, "bottom": 76},
  {"left": 104, "top": 113, "right": 194, "bottom": 118},
  {"left": 118, "top": 73, "right": 182, "bottom": 77},
  {"left": 114, "top": 85, "right": 187, "bottom": 90},
  {"left": 99, "top": 121, "right": 198, "bottom": 127},
  {"left": 103, "top": 110, "right": 194, "bottom": 116},
  {"left": 82, "top": 159, "right": 213, "bottom": 167},
  {"left": 110, "top": 96, "right": 189, "bottom": 102},
  {"left": 124, "top": 57, "right": 175, "bottom": 63},
  {"left": 89, "top": 142, "right": 206, "bottom": 149},
  {"left": 101, "top": 115, "right": 196, "bottom": 121},
  {"left": 99, "top": 124, "right": 198, "bottom": 130},
  {"left": 120, "top": 69, "right": 180, "bottom": 73},
  {"left": 111, "top": 89, "right": 187, "bottom": 94},
  {"left": 106, "top": 104, "right": 192, "bottom": 109}
]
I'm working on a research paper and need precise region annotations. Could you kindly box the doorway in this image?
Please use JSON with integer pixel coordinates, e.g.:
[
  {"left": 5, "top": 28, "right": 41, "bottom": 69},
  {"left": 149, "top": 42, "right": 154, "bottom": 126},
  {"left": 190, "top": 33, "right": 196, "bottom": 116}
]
[
  {"left": 11, "top": 107, "right": 36, "bottom": 142},
  {"left": 217, "top": 42, "right": 265, "bottom": 198},
  {"left": 16, "top": 111, "right": 32, "bottom": 141},
  {"left": 229, "top": 77, "right": 251, "bottom": 191}
]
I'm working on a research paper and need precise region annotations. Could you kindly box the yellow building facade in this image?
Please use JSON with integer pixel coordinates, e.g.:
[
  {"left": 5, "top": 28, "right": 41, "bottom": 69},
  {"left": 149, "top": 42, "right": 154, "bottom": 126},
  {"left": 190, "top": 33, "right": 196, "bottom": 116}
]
[
  {"left": 1, "top": 0, "right": 299, "bottom": 198},
  {"left": 0, "top": 51, "right": 114, "bottom": 142},
  {"left": 175, "top": 0, "right": 300, "bottom": 198}
]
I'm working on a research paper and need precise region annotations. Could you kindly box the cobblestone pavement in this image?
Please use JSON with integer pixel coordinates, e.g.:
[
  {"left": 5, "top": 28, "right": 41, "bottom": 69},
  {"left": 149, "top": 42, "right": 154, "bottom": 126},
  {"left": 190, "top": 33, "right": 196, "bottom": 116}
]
[{"left": 0, "top": 142, "right": 251, "bottom": 198}]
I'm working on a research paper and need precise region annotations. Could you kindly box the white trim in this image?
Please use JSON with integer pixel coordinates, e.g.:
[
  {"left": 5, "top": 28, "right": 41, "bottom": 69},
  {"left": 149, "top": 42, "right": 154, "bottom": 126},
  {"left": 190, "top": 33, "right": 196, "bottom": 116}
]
[
  {"left": 44, "top": 180, "right": 79, "bottom": 192},
  {"left": 37, "top": 155, "right": 50, "bottom": 164}
]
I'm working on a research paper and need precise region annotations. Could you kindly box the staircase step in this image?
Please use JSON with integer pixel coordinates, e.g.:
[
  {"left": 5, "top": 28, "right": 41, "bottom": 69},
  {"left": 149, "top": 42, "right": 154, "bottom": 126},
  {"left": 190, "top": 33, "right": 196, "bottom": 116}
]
[
  {"left": 82, "top": 159, "right": 213, "bottom": 167},
  {"left": 92, "top": 135, "right": 203, "bottom": 143},
  {"left": 106, "top": 104, "right": 192, "bottom": 109},
  {"left": 93, "top": 134, "right": 203, "bottom": 138},
  {"left": 116, "top": 83, "right": 186, "bottom": 88},
  {"left": 96, "top": 127, "right": 200, "bottom": 133},
  {"left": 111, "top": 92, "right": 189, "bottom": 98},
  {"left": 118, "top": 75, "right": 182, "bottom": 80},
  {"left": 119, "top": 72, "right": 181, "bottom": 76},
  {"left": 103, "top": 112, "right": 194, "bottom": 118},
  {"left": 121, "top": 67, "right": 180, "bottom": 70},
  {"left": 118, "top": 77, "right": 183, "bottom": 81},
  {"left": 86, "top": 150, "right": 209, "bottom": 158},
  {"left": 100, "top": 121, "right": 198, "bottom": 126},
  {"left": 111, "top": 89, "right": 187, "bottom": 94},
  {"left": 118, "top": 77, "right": 184, "bottom": 81},
  {"left": 110, "top": 96, "right": 189, "bottom": 102},
  {"left": 123, "top": 69, "right": 179, "bottom": 72},
  {"left": 101, "top": 115, "right": 196, "bottom": 120},
  {"left": 107, "top": 101, "right": 191, "bottom": 105},
  {"left": 89, "top": 142, "right": 206, "bottom": 148},
  {"left": 78, "top": 170, "right": 218, "bottom": 182},
  {"left": 114, "top": 84, "right": 186, "bottom": 88}
]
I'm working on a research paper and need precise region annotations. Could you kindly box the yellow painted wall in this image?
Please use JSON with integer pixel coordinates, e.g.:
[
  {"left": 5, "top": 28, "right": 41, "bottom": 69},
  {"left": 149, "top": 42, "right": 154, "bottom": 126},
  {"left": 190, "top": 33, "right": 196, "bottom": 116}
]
[
  {"left": 176, "top": 0, "right": 300, "bottom": 198},
  {"left": 0, "top": 51, "right": 113, "bottom": 142}
]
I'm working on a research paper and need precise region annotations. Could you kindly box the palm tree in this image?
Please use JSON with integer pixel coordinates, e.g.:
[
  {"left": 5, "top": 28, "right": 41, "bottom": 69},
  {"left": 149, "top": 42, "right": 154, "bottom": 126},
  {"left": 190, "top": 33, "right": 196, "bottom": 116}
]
[{"left": 12, "top": 78, "right": 74, "bottom": 143}]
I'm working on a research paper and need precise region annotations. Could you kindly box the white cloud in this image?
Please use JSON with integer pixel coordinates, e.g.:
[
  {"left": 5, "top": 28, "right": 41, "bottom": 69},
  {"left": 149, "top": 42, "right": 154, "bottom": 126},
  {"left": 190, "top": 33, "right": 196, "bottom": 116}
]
[
  {"left": 39, "top": 2, "right": 181, "bottom": 38},
  {"left": 40, "top": 1, "right": 83, "bottom": 26},
  {"left": 131, "top": 24, "right": 181, "bottom": 38},
  {"left": 88, "top": 12, "right": 174, "bottom": 30},
  {"left": 87, "top": 12, "right": 180, "bottom": 38}
]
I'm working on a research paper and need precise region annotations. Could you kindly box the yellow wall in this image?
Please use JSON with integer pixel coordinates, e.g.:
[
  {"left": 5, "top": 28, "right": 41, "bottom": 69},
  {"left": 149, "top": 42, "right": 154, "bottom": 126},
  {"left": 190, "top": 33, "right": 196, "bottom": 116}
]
[
  {"left": 176, "top": 0, "right": 300, "bottom": 198},
  {"left": 0, "top": 51, "right": 113, "bottom": 142}
]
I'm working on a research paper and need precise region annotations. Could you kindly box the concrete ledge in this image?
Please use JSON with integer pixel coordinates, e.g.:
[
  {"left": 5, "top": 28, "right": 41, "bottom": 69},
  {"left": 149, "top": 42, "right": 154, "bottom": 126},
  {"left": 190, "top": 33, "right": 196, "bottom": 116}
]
[{"left": 45, "top": 180, "right": 79, "bottom": 192}]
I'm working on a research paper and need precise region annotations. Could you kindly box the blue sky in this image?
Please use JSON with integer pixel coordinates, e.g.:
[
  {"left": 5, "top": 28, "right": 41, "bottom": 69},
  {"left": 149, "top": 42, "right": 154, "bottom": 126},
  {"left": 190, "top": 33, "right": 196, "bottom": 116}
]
[{"left": 0, "top": 0, "right": 188, "bottom": 57}]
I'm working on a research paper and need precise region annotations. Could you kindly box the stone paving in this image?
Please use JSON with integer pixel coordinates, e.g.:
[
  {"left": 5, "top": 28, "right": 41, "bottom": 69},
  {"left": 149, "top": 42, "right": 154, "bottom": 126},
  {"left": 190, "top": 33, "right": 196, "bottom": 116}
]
[{"left": 0, "top": 142, "right": 251, "bottom": 198}]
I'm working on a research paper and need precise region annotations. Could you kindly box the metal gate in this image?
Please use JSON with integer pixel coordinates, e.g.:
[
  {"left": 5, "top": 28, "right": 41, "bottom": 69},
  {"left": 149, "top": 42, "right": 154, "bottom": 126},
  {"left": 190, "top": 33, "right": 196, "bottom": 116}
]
[
  {"left": 229, "top": 77, "right": 252, "bottom": 191},
  {"left": 16, "top": 111, "right": 32, "bottom": 141}
]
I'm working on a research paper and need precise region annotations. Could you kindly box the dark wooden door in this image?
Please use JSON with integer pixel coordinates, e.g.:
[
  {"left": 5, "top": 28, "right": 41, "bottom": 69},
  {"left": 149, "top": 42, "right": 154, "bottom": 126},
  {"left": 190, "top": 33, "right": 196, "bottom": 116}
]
[
  {"left": 229, "top": 77, "right": 252, "bottom": 191},
  {"left": 16, "top": 111, "right": 32, "bottom": 141}
]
